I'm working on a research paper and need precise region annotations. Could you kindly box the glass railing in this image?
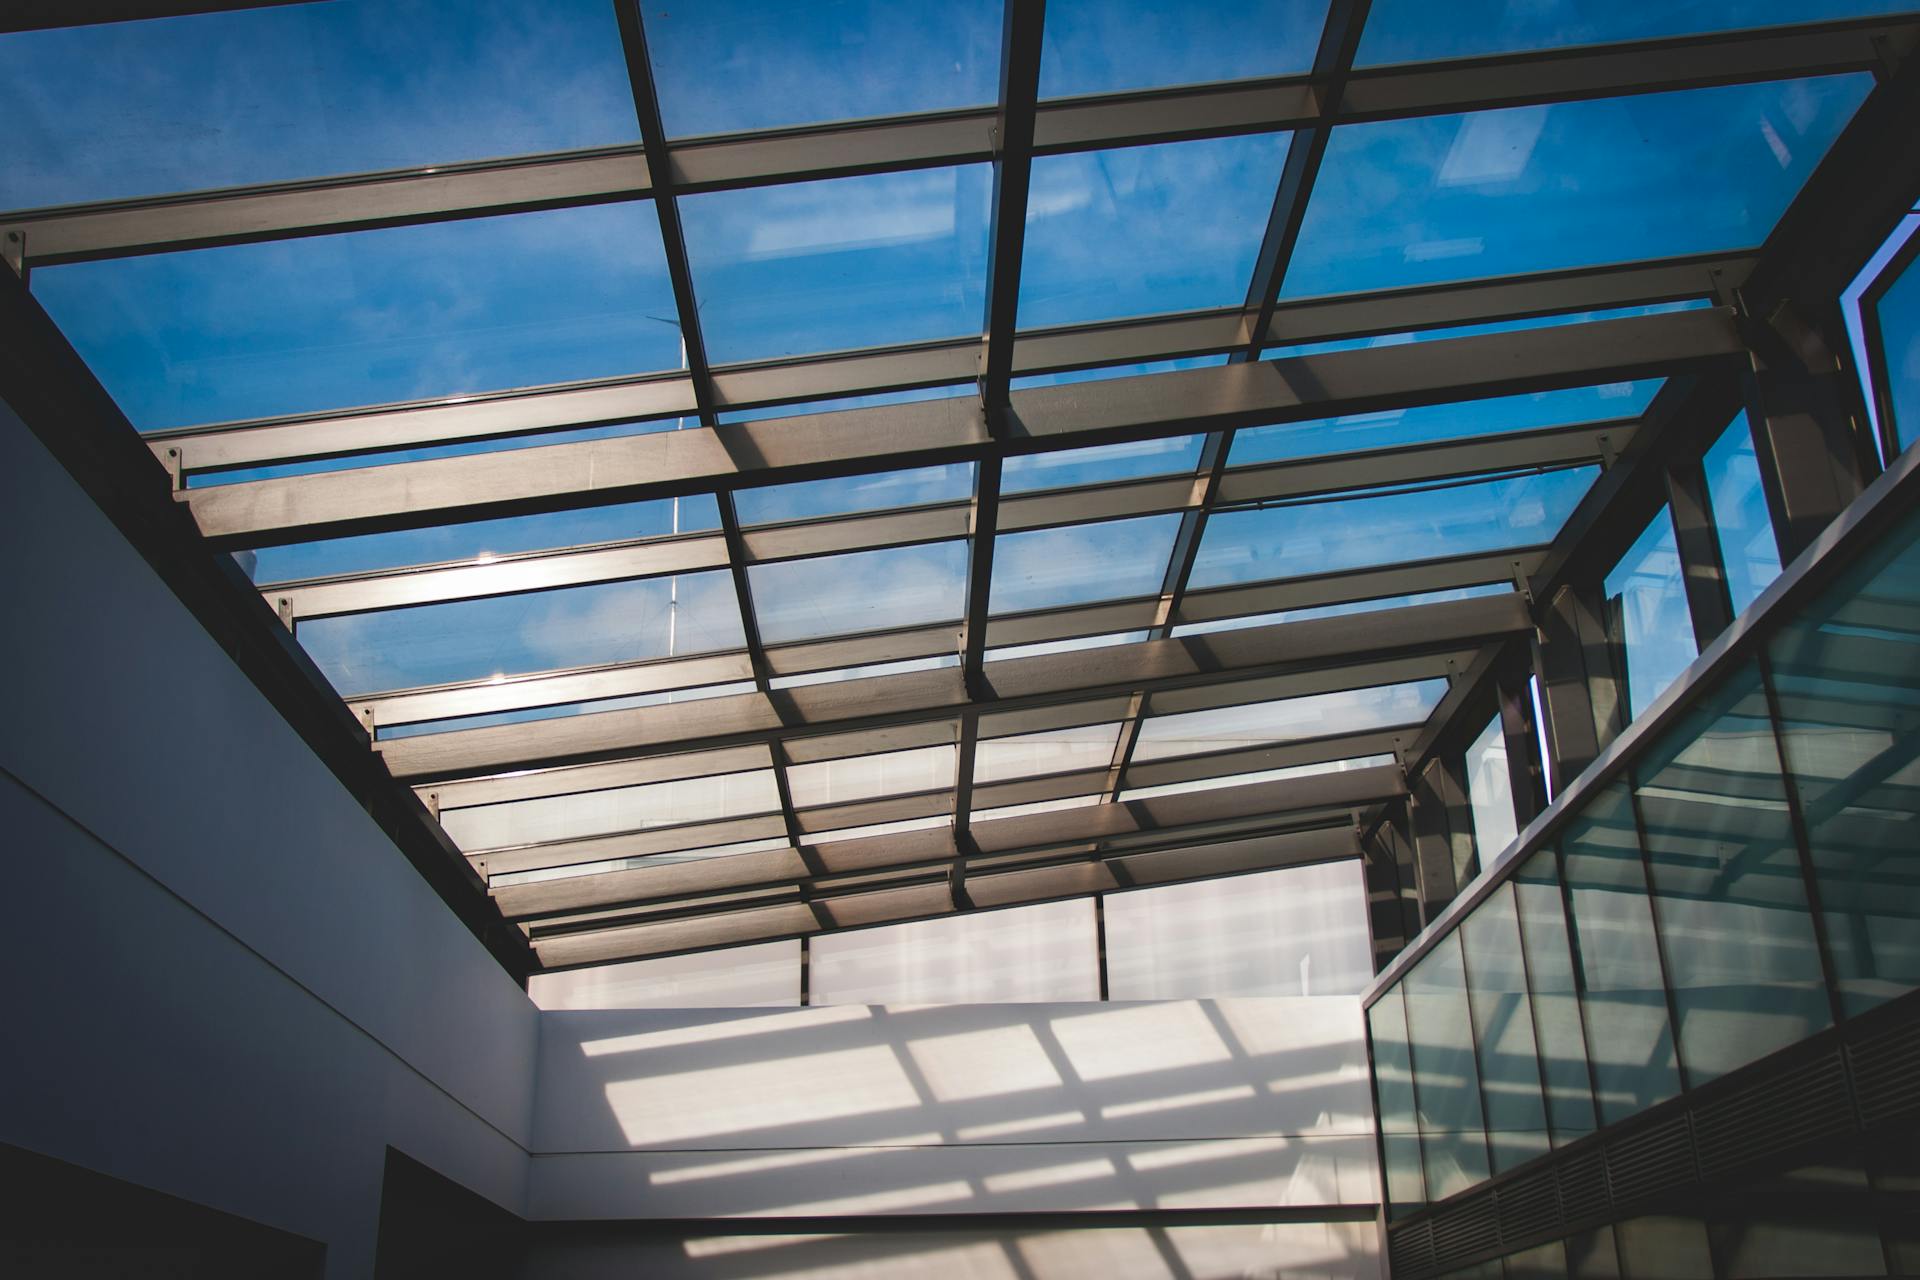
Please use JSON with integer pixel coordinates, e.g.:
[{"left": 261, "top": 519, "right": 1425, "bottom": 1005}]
[{"left": 1364, "top": 442, "right": 1920, "bottom": 1221}]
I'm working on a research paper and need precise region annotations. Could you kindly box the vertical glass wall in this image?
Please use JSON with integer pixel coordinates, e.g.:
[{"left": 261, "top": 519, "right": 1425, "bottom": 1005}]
[
  {"left": 1604, "top": 507, "right": 1697, "bottom": 723},
  {"left": 1366, "top": 499, "right": 1920, "bottom": 1218},
  {"left": 1464, "top": 712, "right": 1520, "bottom": 867},
  {"left": 1702, "top": 412, "right": 1784, "bottom": 616},
  {"left": 1867, "top": 233, "right": 1920, "bottom": 458}
]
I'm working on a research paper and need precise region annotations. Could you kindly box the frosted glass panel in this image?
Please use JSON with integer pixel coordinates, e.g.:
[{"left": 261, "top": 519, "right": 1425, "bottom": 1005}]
[
  {"left": 787, "top": 745, "right": 957, "bottom": 809},
  {"left": 529, "top": 941, "right": 801, "bottom": 1010},
  {"left": 1105, "top": 860, "right": 1373, "bottom": 999},
  {"left": 810, "top": 899, "right": 1100, "bottom": 1004},
  {"left": 439, "top": 769, "right": 780, "bottom": 851},
  {"left": 973, "top": 722, "right": 1124, "bottom": 784}
]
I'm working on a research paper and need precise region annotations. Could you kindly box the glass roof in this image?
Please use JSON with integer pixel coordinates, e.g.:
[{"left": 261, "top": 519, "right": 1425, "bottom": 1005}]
[{"left": 5, "top": 0, "right": 1906, "bottom": 973}]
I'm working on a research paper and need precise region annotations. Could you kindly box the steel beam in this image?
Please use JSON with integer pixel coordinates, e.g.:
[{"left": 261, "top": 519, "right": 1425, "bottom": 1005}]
[{"left": 179, "top": 307, "right": 1743, "bottom": 547}]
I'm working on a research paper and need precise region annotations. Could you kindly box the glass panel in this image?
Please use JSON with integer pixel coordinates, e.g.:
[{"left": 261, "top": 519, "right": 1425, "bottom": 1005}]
[
  {"left": 1191, "top": 468, "right": 1597, "bottom": 591},
  {"left": 1460, "top": 884, "right": 1551, "bottom": 1173},
  {"left": 1117, "top": 753, "right": 1397, "bottom": 802},
  {"left": 379, "top": 680, "right": 752, "bottom": 739},
  {"left": 682, "top": 166, "right": 992, "bottom": 363},
  {"left": 1131, "top": 680, "right": 1447, "bottom": 761},
  {"left": 809, "top": 899, "right": 1100, "bottom": 1003},
  {"left": 248, "top": 496, "right": 721, "bottom": 585},
  {"left": 990, "top": 514, "right": 1183, "bottom": 614},
  {"left": 1103, "top": 861, "right": 1374, "bottom": 998},
  {"left": 1357, "top": 1, "right": 1920, "bottom": 67},
  {"left": 988, "top": 630, "right": 1149, "bottom": 662},
  {"left": 734, "top": 464, "right": 973, "bottom": 525},
  {"left": 1039, "top": 0, "right": 1326, "bottom": 97},
  {"left": 1560, "top": 783, "right": 1682, "bottom": 1125},
  {"left": 1634, "top": 663, "right": 1831, "bottom": 1084},
  {"left": 771, "top": 655, "right": 957, "bottom": 689},
  {"left": 1405, "top": 931, "right": 1492, "bottom": 1199},
  {"left": 1513, "top": 852, "right": 1598, "bottom": 1146},
  {"left": 1003, "top": 435, "right": 1205, "bottom": 492},
  {"left": 440, "top": 769, "right": 781, "bottom": 851},
  {"left": 645, "top": 0, "right": 998, "bottom": 137},
  {"left": 1369, "top": 989, "right": 1428, "bottom": 1219},
  {"left": 787, "top": 745, "right": 957, "bottom": 809},
  {"left": 1283, "top": 77, "right": 1871, "bottom": 299},
  {"left": 1465, "top": 713, "right": 1520, "bottom": 867},
  {"left": 1704, "top": 411, "right": 1785, "bottom": 616},
  {"left": 1229, "top": 383, "right": 1659, "bottom": 468},
  {"left": 295, "top": 569, "right": 744, "bottom": 696},
  {"left": 1769, "top": 505, "right": 1920, "bottom": 1016},
  {"left": 1266, "top": 304, "right": 1706, "bottom": 362},
  {"left": 0, "top": 0, "right": 637, "bottom": 209},
  {"left": 749, "top": 541, "right": 968, "bottom": 643},
  {"left": 1711, "top": 1158, "right": 1889, "bottom": 1279},
  {"left": 1604, "top": 506, "right": 1697, "bottom": 725},
  {"left": 717, "top": 383, "right": 973, "bottom": 425},
  {"left": 1019, "top": 133, "right": 1291, "bottom": 328},
  {"left": 1613, "top": 1217, "right": 1715, "bottom": 1280},
  {"left": 527, "top": 941, "right": 802, "bottom": 1010},
  {"left": 1010, "top": 355, "right": 1226, "bottom": 390},
  {"left": 34, "top": 203, "right": 681, "bottom": 431},
  {"left": 974, "top": 722, "right": 1124, "bottom": 784},
  {"left": 1504, "top": 1241, "right": 1571, "bottom": 1280},
  {"left": 1872, "top": 235, "right": 1920, "bottom": 457},
  {"left": 1172, "top": 584, "right": 1513, "bottom": 637}
]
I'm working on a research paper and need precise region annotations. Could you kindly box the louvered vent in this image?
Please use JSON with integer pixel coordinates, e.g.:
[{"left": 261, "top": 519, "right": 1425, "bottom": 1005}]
[
  {"left": 1388, "top": 1218, "right": 1435, "bottom": 1274},
  {"left": 1850, "top": 1014, "right": 1920, "bottom": 1124},
  {"left": 1692, "top": 1049, "right": 1850, "bottom": 1176},
  {"left": 1604, "top": 1113, "right": 1695, "bottom": 1204},
  {"left": 1428, "top": 1188, "right": 1500, "bottom": 1267},
  {"left": 1494, "top": 1164, "right": 1562, "bottom": 1241},
  {"left": 1554, "top": 1147, "right": 1610, "bottom": 1223}
]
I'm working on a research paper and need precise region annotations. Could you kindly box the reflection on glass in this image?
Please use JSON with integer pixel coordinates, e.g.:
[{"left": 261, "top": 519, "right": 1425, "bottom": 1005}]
[
  {"left": 439, "top": 769, "right": 780, "bottom": 851},
  {"left": 1019, "top": 134, "right": 1291, "bottom": 328},
  {"left": 1405, "top": 932, "right": 1492, "bottom": 1199},
  {"left": 1460, "top": 884, "right": 1551, "bottom": 1173},
  {"left": 1191, "top": 467, "right": 1596, "bottom": 591},
  {"left": 682, "top": 166, "right": 992, "bottom": 363},
  {"left": 296, "top": 570, "right": 744, "bottom": 696},
  {"left": 1704, "top": 412, "right": 1784, "bottom": 616},
  {"left": 717, "top": 383, "right": 972, "bottom": 425},
  {"left": 250, "top": 495, "right": 721, "bottom": 585},
  {"left": 1265, "top": 304, "right": 1705, "bottom": 361},
  {"left": 1284, "top": 77, "right": 1870, "bottom": 299},
  {"left": 1039, "top": 0, "right": 1325, "bottom": 97},
  {"left": 1003, "top": 435, "right": 1205, "bottom": 492},
  {"left": 1872, "top": 235, "right": 1920, "bottom": 457},
  {"left": 1561, "top": 783, "right": 1682, "bottom": 1125},
  {"left": 1513, "top": 852, "right": 1597, "bottom": 1145},
  {"left": 1104, "top": 861, "right": 1374, "bottom": 998},
  {"left": 1605, "top": 506, "right": 1697, "bottom": 724},
  {"left": 645, "top": 0, "right": 998, "bottom": 137},
  {"left": 1369, "top": 989, "right": 1427, "bottom": 1219},
  {"left": 1769, "top": 505, "right": 1920, "bottom": 1016},
  {"left": 1464, "top": 713, "right": 1520, "bottom": 868},
  {"left": 34, "top": 203, "right": 681, "bottom": 430},
  {"left": 990, "top": 514, "right": 1182, "bottom": 614},
  {"left": 1131, "top": 680, "right": 1446, "bottom": 761},
  {"left": 1230, "top": 383, "right": 1658, "bottom": 468},
  {"left": 0, "top": 0, "right": 637, "bottom": 209},
  {"left": 810, "top": 899, "right": 1099, "bottom": 1003},
  {"left": 750, "top": 541, "right": 967, "bottom": 643},
  {"left": 1633, "top": 663, "right": 1831, "bottom": 1085},
  {"left": 528, "top": 940, "right": 801, "bottom": 1010},
  {"left": 734, "top": 464, "right": 973, "bottom": 525},
  {"left": 1357, "top": 1, "right": 1920, "bottom": 67},
  {"left": 1010, "top": 355, "right": 1227, "bottom": 390}
]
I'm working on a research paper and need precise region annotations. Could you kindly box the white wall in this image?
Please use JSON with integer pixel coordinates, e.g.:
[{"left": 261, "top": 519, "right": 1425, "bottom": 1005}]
[
  {"left": 530, "top": 998, "right": 1377, "bottom": 1223},
  {"left": 0, "top": 399, "right": 540, "bottom": 1278}
]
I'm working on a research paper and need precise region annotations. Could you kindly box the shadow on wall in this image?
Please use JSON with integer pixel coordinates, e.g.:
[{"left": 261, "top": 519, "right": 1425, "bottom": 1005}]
[{"left": 527, "top": 996, "right": 1380, "bottom": 1277}]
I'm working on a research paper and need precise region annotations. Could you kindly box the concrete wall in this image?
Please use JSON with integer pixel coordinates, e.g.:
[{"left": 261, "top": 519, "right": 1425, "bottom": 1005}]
[{"left": 0, "top": 399, "right": 540, "bottom": 1278}]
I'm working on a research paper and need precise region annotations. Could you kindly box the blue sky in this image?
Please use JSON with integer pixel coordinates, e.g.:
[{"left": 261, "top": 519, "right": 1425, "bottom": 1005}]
[{"left": 3, "top": 1, "right": 1903, "bottom": 713}]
